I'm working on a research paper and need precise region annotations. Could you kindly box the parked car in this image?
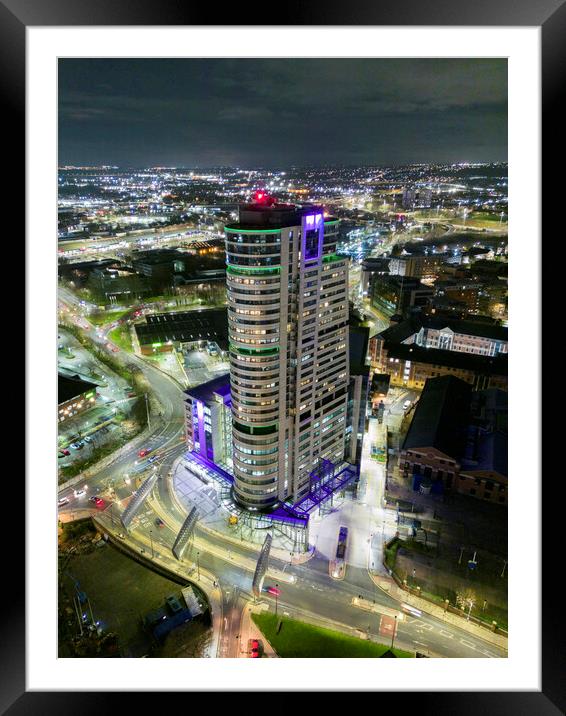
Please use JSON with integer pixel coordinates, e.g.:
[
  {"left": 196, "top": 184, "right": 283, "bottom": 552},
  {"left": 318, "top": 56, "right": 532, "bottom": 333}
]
[
  {"left": 69, "top": 442, "right": 83, "bottom": 450},
  {"left": 58, "top": 497, "right": 69, "bottom": 507},
  {"left": 83, "top": 435, "right": 93, "bottom": 443},
  {"left": 248, "top": 639, "right": 260, "bottom": 658},
  {"left": 155, "top": 518, "right": 165, "bottom": 528}
]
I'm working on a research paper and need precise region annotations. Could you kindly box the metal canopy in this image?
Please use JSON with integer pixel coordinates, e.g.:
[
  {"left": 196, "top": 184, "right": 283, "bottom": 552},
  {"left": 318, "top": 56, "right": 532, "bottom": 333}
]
[
  {"left": 120, "top": 471, "right": 158, "bottom": 530},
  {"left": 291, "top": 463, "right": 359, "bottom": 517},
  {"left": 252, "top": 533, "right": 272, "bottom": 598},
  {"left": 172, "top": 506, "right": 199, "bottom": 561}
]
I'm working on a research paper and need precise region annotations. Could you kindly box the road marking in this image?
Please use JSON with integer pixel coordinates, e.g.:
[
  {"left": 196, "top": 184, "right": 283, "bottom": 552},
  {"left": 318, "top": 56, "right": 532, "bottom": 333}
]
[
  {"left": 459, "top": 639, "right": 476, "bottom": 650},
  {"left": 439, "top": 630, "right": 454, "bottom": 638}
]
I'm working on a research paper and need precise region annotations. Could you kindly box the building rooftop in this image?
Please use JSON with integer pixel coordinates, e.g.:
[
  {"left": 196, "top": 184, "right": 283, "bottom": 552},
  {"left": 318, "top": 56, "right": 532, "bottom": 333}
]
[
  {"left": 135, "top": 308, "right": 229, "bottom": 349},
  {"left": 225, "top": 196, "right": 326, "bottom": 231},
  {"left": 384, "top": 341, "right": 508, "bottom": 376},
  {"left": 58, "top": 373, "right": 98, "bottom": 404},
  {"left": 403, "top": 375, "right": 472, "bottom": 459},
  {"left": 349, "top": 324, "right": 370, "bottom": 375},
  {"left": 378, "top": 315, "right": 507, "bottom": 344},
  {"left": 186, "top": 373, "right": 231, "bottom": 404}
]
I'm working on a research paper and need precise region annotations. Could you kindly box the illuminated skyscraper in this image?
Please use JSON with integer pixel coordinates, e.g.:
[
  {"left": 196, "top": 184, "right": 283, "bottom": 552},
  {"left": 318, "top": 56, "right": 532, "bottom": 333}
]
[{"left": 225, "top": 193, "right": 349, "bottom": 509}]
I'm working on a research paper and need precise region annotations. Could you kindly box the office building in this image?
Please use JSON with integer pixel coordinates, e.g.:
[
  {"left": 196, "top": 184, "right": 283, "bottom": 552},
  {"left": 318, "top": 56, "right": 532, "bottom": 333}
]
[
  {"left": 370, "top": 274, "right": 433, "bottom": 318},
  {"left": 184, "top": 374, "right": 233, "bottom": 470},
  {"left": 58, "top": 373, "right": 98, "bottom": 423},
  {"left": 225, "top": 193, "right": 349, "bottom": 509},
  {"left": 346, "top": 324, "right": 370, "bottom": 466},
  {"left": 370, "top": 316, "right": 508, "bottom": 391}
]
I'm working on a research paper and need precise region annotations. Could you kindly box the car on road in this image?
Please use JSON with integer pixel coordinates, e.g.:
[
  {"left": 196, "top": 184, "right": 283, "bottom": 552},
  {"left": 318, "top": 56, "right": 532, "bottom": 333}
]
[
  {"left": 265, "top": 586, "right": 281, "bottom": 597},
  {"left": 138, "top": 448, "right": 152, "bottom": 458},
  {"left": 248, "top": 639, "right": 260, "bottom": 658},
  {"left": 148, "top": 455, "right": 159, "bottom": 463},
  {"left": 155, "top": 518, "right": 165, "bottom": 528},
  {"left": 400, "top": 603, "right": 422, "bottom": 618},
  {"left": 403, "top": 400, "right": 412, "bottom": 410},
  {"left": 69, "top": 442, "right": 83, "bottom": 450},
  {"left": 117, "top": 532, "right": 126, "bottom": 540},
  {"left": 74, "top": 488, "right": 86, "bottom": 498},
  {"left": 58, "top": 497, "right": 69, "bottom": 507},
  {"left": 89, "top": 496, "right": 104, "bottom": 506}
]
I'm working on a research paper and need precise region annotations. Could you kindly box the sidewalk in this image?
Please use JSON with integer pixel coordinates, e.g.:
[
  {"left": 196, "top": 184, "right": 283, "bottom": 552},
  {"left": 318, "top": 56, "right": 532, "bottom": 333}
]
[
  {"left": 369, "top": 571, "right": 508, "bottom": 651},
  {"left": 168, "top": 454, "right": 316, "bottom": 567},
  {"left": 237, "top": 602, "right": 278, "bottom": 658}
]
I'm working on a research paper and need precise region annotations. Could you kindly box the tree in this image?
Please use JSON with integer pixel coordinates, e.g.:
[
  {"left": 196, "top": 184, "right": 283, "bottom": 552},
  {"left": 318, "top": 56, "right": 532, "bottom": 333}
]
[{"left": 456, "top": 588, "right": 477, "bottom": 619}]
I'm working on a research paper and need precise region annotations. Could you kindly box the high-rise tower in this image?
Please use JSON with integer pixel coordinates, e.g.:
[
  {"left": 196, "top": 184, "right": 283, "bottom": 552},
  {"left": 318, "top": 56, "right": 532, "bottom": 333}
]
[{"left": 225, "top": 193, "right": 349, "bottom": 509}]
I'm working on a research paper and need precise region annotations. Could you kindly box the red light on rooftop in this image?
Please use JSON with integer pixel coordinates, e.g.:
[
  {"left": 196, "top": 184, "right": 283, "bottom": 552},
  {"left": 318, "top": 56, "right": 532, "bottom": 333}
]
[{"left": 253, "top": 190, "right": 272, "bottom": 205}]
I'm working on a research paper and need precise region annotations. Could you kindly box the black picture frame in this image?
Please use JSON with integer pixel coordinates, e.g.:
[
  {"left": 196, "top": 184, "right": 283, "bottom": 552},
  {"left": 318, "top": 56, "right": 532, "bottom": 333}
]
[{"left": 10, "top": 0, "right": 559, "bottom": 711}]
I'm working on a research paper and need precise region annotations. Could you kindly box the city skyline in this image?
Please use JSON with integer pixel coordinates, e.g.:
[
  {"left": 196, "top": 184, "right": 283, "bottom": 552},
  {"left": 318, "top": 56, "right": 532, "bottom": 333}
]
[
  {"left": 55, "top": 58, "right": 509, "bottom": 661},
  {"left": 58, "top": 58, "right": 508, "bottom": 168}
]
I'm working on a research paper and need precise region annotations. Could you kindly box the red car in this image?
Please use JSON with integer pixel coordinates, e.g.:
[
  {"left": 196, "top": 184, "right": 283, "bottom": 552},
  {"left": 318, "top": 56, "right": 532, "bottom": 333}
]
[
  {"left": 138, "top": 448, "right": 151, "bottom": 458},
  {"left": 265, "top": 586, "right": 281, "bottom": 597},
  {"left": 249, "top": 639, "right": 260, "bottom": 658}
]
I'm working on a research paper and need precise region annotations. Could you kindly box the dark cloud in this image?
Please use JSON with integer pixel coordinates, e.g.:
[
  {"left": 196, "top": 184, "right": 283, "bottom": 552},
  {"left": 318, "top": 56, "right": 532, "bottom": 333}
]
[{"left": 58, "top": 58, "right": 507, "bottom": 167}]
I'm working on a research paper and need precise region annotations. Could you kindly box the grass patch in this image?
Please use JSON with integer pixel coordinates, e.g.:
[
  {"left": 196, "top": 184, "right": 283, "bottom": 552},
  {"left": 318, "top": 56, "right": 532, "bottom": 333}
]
[
  {"left": 88, "top": 309, "right": 130, "bottom": 326},
  {"left": 251, "top": 613, "right": 413, "bottom": 658},
  {"left": 108, "top": 324, "right": 133, "bottom": 353},
  {"left": 384, "top": 539, "right": 400, "bottom": 571}
]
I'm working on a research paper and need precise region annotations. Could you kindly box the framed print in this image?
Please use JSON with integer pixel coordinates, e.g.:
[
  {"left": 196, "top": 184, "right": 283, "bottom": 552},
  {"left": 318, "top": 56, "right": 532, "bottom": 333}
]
[{"left": 8, "top": 0, "right": 560, "bottom": 710}]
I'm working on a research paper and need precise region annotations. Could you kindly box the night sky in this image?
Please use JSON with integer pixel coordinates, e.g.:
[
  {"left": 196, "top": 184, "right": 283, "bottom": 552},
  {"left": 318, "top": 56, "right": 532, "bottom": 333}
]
[{"left": 58, "top": 58, "right": 507, "bottom": 168}]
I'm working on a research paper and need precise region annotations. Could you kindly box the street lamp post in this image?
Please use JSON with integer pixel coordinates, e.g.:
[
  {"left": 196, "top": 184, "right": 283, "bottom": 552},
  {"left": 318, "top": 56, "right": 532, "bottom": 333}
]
[
  {"left": 391, "top": 615, "right": 398, "bottom": 651},
  {"left": 275, "top": 583, "right": 279, "bottom": 616},
  {"left": 196, "top": 551, "right": 200, "bottom": 581},
  {"left": 149, "top": 529, "right": 154, "bottom": 558}
]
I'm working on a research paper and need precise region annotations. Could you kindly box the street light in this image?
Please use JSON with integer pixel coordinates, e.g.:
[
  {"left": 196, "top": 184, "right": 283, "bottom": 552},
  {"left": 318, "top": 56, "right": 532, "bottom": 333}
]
[
  {"left": 390, "top": 614, "right": 398, "bottom": 651},
  {"left": 196, "top": 551, "right": 200, "bottom": 581},
  {"left": 149, "top": 529, "right": 154, "bottom": 558},
  {"left": 275, "top": 583, "right": 279, "bottom": 616}
]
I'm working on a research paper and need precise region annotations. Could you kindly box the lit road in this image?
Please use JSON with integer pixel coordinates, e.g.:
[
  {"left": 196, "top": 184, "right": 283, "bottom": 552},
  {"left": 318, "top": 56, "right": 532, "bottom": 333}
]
[{"left": 57, "top": 288, "right": 507, "bottom": 659}]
